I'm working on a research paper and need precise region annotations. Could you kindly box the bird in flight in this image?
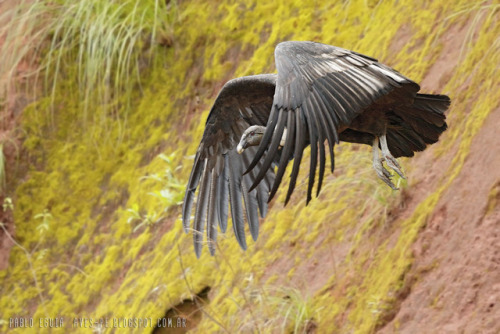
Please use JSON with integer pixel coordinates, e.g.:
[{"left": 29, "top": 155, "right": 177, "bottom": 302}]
[{"left": 182, "top": 41, "right": 449, "bottom": 257}]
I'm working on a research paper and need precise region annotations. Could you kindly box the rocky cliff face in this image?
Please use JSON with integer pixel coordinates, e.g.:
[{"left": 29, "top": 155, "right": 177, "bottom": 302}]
[{"left": 0, "top": 0, "right": 498, "bottom": 332}]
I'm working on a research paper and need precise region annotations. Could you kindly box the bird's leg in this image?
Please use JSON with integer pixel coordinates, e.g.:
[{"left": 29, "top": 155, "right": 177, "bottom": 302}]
[
  {"left": 379, "top": 134, "right": 405, "bottom": 179},
  {"left": 372, "top": 137, "right": 398, "bottom": 189}
]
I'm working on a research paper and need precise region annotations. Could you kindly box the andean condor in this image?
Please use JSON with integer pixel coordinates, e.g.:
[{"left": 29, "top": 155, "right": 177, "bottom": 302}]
[{"left": 182, "top": 41, "right": 450, "bottom": 257}]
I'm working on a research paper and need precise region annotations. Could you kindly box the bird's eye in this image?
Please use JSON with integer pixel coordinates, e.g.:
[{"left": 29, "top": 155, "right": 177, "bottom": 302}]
[{"left": 250, "top": 131, "right": 255, "bottom": 136}]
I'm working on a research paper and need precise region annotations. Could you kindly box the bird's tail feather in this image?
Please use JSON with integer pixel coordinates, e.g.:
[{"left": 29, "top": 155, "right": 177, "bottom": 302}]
[{"left": 387, "top": 93, "right": 450, "bottom": 157}]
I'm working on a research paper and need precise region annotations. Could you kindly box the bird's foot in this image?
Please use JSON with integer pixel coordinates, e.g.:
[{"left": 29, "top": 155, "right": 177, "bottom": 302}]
[
  {"left": 383, "top": 153, "right": 405, "bottom": 179},
  {"left": 372, "top": 135, "right": 405, "bottom": 190},
  {"left": 373, "top": 156, "right": 399, "bottom": 190},
  {"left": 380, "top": 134, "right": 405, "bottom": 181}
]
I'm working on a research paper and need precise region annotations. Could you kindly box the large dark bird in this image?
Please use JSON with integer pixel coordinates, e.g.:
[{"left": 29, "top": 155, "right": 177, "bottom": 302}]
[{"left": 183, "top": 41, "right": 449, "bottom": 257}]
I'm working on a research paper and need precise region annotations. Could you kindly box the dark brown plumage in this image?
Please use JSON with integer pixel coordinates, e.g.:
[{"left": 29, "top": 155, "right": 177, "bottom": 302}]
[{"left": 183, "top": 41, "right": 449, "bottom": 257}]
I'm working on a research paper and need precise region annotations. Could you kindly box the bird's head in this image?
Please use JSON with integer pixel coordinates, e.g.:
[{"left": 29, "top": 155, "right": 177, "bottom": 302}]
[{"left": 237, "top": 125, "right": 266, "bottom": 154}]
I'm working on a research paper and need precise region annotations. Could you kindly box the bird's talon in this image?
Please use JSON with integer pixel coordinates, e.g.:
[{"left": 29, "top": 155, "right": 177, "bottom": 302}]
[
  {"left": 380, "top": 174, "right": 398, "bottom": 190},
  {"left": 382, "top": 145, "right": 405, "bottom": 179},
  {"left": 382, "top": 167, "right": 392, "bottom": 179}
]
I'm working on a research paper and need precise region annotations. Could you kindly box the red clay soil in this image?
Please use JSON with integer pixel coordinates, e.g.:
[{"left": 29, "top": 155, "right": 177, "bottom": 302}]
[
  {"left": 377, "top": 22, "right": 500, "bottom": 334},
  {"left": 380, "top": 107, "right": 500, "bottom": 334}
]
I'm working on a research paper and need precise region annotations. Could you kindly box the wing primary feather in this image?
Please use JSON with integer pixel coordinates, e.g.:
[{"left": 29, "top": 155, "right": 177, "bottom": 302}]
[
  {"left": 312, "top": 78, "right": 340, "bottom": 117},
  {"left": 309, "top": 90, "right": 335, "bottom": 141},
  {"left": 182, "top": 153, "right": 204, "bottom": 231},
  {"left": 217, "top": 158, "right": 229, "bottom": 233},
  {"left": 242, "top": 149, "right": 269, "bottom": 218},
  {"left": 245, "top": 105, "right": 279, "bottom": 174},
  {"left": 264, "top": 167, "right": 276, "bottom": 194},
  {"left": 269, "top": 109, "right": 296, "bottom": 201},
  {"left": 250, "top": 108, "right": 287, "bottom": 192},
  {"left": 303, "top": 105, "right": 318, "bottom": 205},
  {"left": 312, "top": 80, "right": 344, "bottom": 146},
  {"left": 258, "top": 161, "right": 271, "bottom": 216},
  {"left": 182, "top": 190, "right": 195, "bottom": 232},
  {"left": 310, "top": 85, "right": 339, "bottom": 143},
  {"left": 241, "top": 171, "right": 260, "bottom": 241},
  {"left": 285, "top": 109, "right": 306, "bottom": 204},
  {"left": 309, "top": 90, "right": 336, "bottom": 174},
  {"left": 227, "top": 152, "right": 247, "bottom": 250},
  {"left": 207, "top": 169, "right": 218, "bottom": 256},
  {"left": 257, "top": 184, "right": 269, "bottom": 217},
  {"left": 193, "top": 160, "right": 210, "bottom": 258},
  {"left": 307, "top": 94, "right": 326, "bottom": 196}
]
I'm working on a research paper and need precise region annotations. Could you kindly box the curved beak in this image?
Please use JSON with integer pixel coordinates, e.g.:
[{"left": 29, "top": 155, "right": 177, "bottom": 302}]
[{"left": 237, "top": 142, "right": 246, "bottom": 154}]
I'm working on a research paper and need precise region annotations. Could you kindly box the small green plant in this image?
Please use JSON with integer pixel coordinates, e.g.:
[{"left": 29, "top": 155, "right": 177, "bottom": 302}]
[
  {"left": 34, "top": 209, "right": 52, "bottom": 235},
  {"left": 141, "top": 153, "right": 184, "bottom": 210},
  {"left": 126, "top": 203, "right": 164, "bottom": 232},
  {"left": 36, "top": 249, "right": 48, "bottom": 261},
  {"left": 2, "top": 197, "right": 13, "bottom": 212}
]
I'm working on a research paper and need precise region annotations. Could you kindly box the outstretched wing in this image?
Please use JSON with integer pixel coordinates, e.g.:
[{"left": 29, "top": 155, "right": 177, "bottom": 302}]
[
  {"left": 182, "top": 74, "right": 277, "bottom": 257},
  {"left": 246, "top": 41, "right": 420, "bottom": 204}
]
